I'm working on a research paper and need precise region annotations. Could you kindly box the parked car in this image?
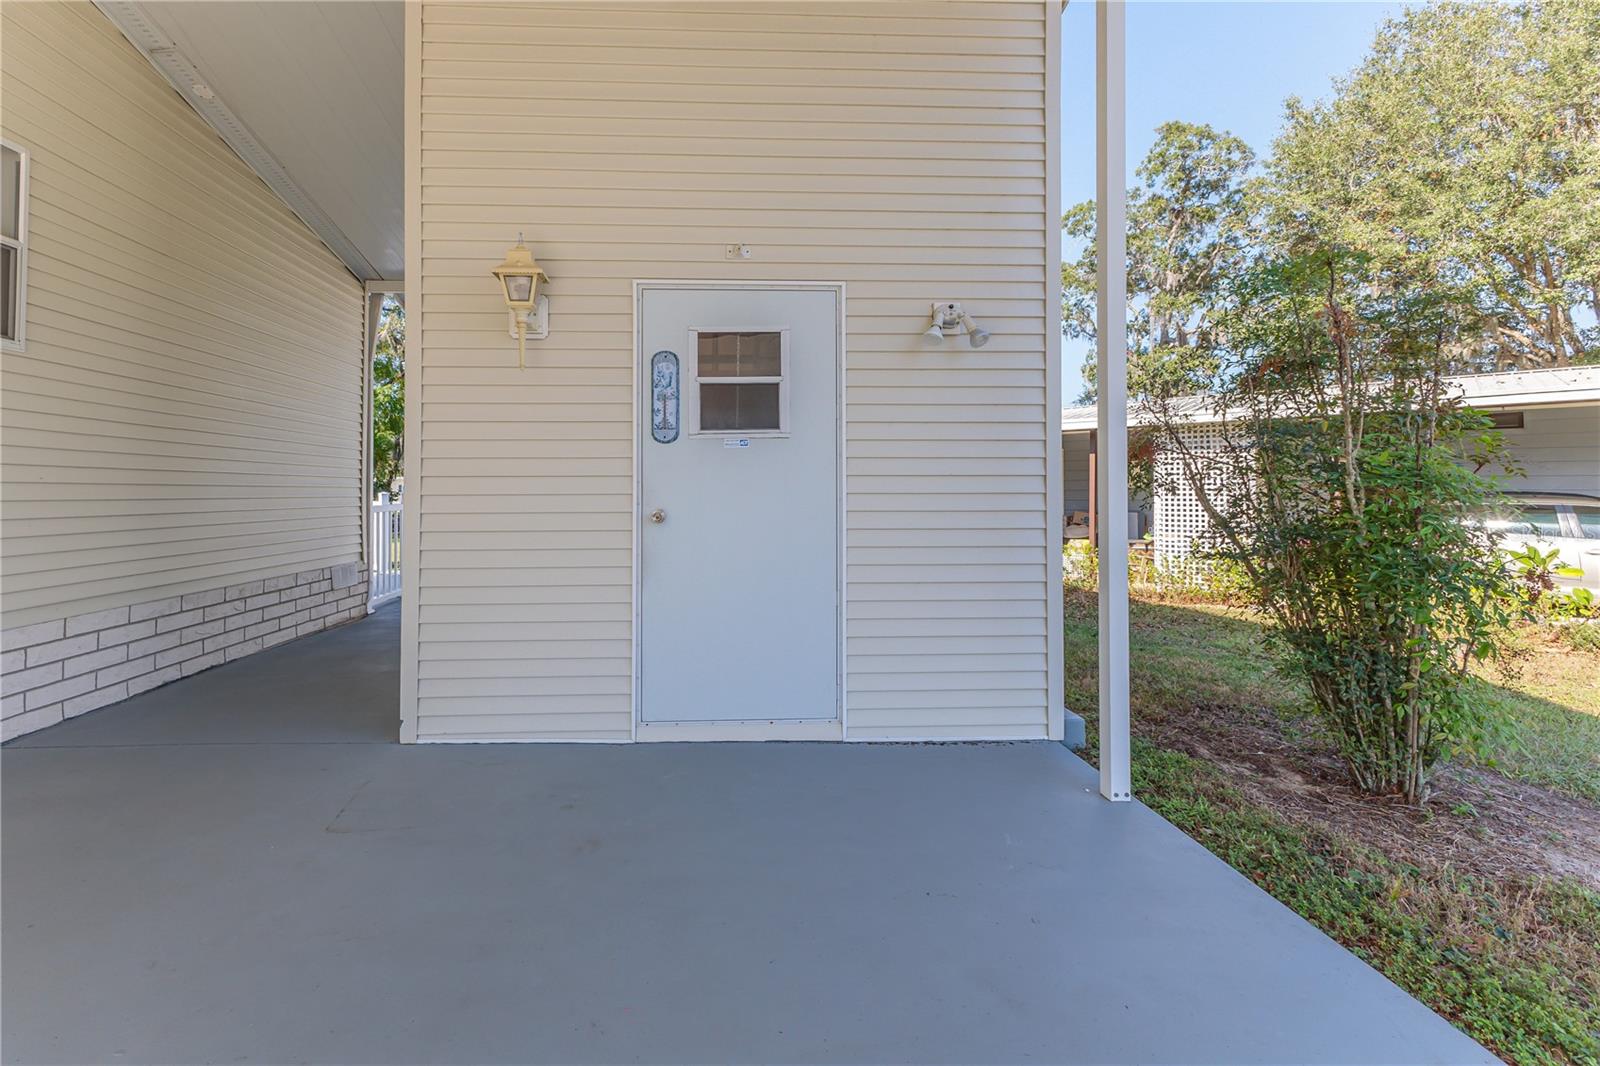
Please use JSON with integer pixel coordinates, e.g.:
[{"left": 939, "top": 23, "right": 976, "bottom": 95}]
[{"left": 1478, "top": 492, "right": 1600, "bottom": 588}]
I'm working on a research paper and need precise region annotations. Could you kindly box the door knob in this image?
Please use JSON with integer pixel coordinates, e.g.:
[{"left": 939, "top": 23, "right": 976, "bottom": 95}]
[{"left": 649, "top": 509, "right": 666, "bottom": 524}]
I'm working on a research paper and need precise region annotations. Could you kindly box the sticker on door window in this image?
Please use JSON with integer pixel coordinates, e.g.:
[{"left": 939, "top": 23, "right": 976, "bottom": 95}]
[{"left": 650, "top": 350, "right": 680, "bottom": 443}]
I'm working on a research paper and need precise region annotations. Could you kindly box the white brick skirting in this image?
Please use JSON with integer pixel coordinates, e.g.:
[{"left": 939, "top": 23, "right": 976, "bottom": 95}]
[{"left": 1, "top": 566, "right": 368, "bottom": 742}]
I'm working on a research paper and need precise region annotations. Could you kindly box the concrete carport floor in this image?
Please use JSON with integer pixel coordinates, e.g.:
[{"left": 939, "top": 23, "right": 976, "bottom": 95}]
[{"left": 2, "top": 600, "right": 1490, "bottom": 1064}]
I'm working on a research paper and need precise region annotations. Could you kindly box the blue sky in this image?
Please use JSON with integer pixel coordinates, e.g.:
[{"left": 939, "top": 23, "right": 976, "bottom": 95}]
[{"left": 1058, "top": 1, "right": 1407, "bottom": 399}]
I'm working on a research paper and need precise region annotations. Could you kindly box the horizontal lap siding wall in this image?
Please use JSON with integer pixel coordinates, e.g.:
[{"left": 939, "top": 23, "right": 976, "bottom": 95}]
[
  {"left": 1490, "top": 405, "right": 1600, "bottom": 496},
  {"left": 1064, "top": 433, "right": 1091, "bottom": 514},
  {"left": 0, "top": 3, "right": 364, "bottom": 630},
  {"left": 413, "top": 1, "right": 1051, "bottom": 741}
]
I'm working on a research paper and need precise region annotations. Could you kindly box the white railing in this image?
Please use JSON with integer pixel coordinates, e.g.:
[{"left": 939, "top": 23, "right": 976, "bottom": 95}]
[{"left": 370, "top": 493, "right": 402, "bottom": 606}]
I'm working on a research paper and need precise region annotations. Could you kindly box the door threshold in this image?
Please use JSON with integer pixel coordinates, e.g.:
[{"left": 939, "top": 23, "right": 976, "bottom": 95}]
[{"left": 636, "top": 720, "right": 843, "bottom": 742}]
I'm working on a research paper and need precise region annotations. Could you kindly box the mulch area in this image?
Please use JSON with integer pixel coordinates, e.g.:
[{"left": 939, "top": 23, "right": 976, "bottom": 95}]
[{"left": 1141, "top": 700, "right": 1600, "bottom": 891}]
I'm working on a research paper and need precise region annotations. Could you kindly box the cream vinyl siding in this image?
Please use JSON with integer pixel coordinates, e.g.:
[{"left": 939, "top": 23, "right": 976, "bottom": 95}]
[
  {"left": 0, "top": 2, "right": 364, "bottom": 629},
  {"left": 411, "top": 1, "right": 1055, "bottom": 741}
]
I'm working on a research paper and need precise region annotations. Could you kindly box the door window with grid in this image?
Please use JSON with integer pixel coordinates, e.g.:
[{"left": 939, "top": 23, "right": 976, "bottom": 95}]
[{"left": 694, "top": 330, "right": 786, "bottom": 434}]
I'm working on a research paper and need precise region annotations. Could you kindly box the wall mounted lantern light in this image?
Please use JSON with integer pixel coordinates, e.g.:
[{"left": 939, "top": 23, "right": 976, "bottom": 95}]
[
  {"left": 922, "top": 301, "right": 991, "bottom": 349},
  {"left": 490, "top": 234, "right": 550, "bottom": 368}
]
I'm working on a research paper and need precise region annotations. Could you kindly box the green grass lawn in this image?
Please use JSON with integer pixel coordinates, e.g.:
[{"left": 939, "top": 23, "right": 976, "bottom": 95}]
[
  {"left": 1473, "top": 627, "right": 1600, "bottom": 803},
  {"left": 1064, "top": 590, "right": 1600, "bottom": 802},
  {"left": 1064, "top": 587, "right": 1600, "bottom": 1066}
]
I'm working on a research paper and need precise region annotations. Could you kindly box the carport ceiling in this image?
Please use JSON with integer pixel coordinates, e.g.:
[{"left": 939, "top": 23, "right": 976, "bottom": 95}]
[{"left": 95, "top": 1, "right": 404, "bottom": 282}]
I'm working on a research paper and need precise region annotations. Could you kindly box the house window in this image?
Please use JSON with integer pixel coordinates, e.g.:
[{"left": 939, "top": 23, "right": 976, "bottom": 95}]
[
  {"left": 695, "top": 330, "right": 785, "bottom": 433},
  {"left": 1488, "top": 411, "right": 1524, "bottom": 430},
  {"left": 1, "top": 141, "right": 26, "bottom": 349}
]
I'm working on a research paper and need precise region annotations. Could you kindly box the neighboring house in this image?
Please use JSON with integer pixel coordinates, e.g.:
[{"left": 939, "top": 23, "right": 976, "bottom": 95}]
[
  {"left": 1061, "top": 426, "right": 1151, "bottom": 540},
  {"left": 1, "top": 1, "right": 1069, "bottom": 746},
  {"left": 1062, "top": 366, "right": 1600, "bottom": 582}
]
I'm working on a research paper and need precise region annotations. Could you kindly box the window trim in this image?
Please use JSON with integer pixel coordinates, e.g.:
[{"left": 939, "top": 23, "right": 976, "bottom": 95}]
[
  {"left": 1, "top": 138, "right": 29, "bottom": 352},
  {"left": 687, "top": 326, "right": 790, "bottom": 437}
]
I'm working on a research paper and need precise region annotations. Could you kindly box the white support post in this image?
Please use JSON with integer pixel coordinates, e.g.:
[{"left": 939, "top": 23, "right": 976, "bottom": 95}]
[
  {"left": 399, "top": 0, "right": 422, "bottom": 745},
  {"left": 1096, "top": 0, "right": 1132, "bottom": 802},
  {"left": 363, "top": 289, "right": 384, "bottom": 606},
  {"left": 1044, "top": 1, "right": 1065, "bottom": 743}
]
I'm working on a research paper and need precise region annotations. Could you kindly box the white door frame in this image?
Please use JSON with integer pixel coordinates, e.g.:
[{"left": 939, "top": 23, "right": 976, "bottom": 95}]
[{"left": 631, "top": 280, "right": 847, "bottom": 742}]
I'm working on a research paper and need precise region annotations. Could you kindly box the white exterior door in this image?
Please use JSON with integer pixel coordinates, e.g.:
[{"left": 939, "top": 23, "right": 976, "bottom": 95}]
[{"left": 639, "top": 285, "right": 840, "bottom": 725}]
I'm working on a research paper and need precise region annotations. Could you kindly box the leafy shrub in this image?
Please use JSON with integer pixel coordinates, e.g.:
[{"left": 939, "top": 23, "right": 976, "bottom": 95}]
[
  {"left": 1063, "top": 541, "right": 1249, "bottom": 604},
  {"left": 1512, "top": 576, "right": 1600, "bottom": 654},
  {"left": 1143, "top": 250, "right": 1522, "bottom": 803},
  {"left": 1562, "top": 621, "right": 1600, "bottom": 653},
  {"left": 1531, "top": 585, "right": 1598, "bottom": 623},
  {"left": 1506, "top": 545, "right": 1585, "bottom": 604}
]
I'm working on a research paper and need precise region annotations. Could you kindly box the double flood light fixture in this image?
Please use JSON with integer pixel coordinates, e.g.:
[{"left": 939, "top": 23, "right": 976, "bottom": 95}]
[{"left": 922, "top": 301, "right": 991, "bottom": 349}]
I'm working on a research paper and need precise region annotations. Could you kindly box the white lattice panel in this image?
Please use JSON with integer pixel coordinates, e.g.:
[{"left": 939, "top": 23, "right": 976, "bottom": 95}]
[{"left": 1154, "top": 425, "right": 1230, "bottom": 569}]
